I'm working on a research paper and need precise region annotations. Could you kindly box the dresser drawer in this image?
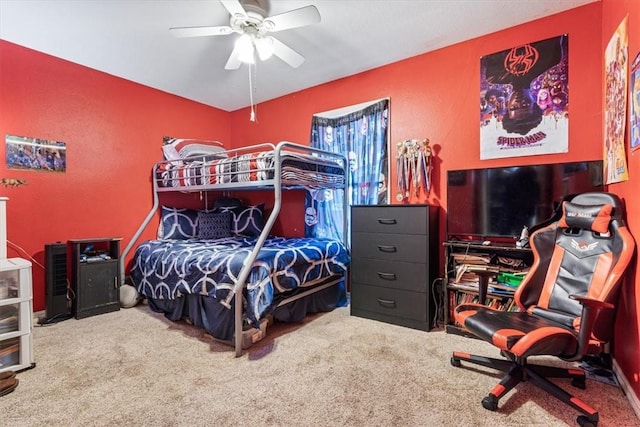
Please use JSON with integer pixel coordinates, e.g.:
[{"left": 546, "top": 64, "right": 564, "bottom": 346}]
[
  {"left": 350, "top": 283, "right": 428, "bottom": 323},
  {"left": 352, "top": 205, "right": 427, "bottom": 234},
  {"left": 351, "top": 232, "right": 426, "bottom": 263},
  {"left": 350, "top": 258, "right": 427, "bottom": 293}
]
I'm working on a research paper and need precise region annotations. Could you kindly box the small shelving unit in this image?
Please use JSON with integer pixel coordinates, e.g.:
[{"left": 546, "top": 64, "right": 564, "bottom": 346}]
[
  {"left": 0, "top": 196, "right": 34, "bottom": 373},
  {"left": 0, "top": 259, "right": 34, "bottom": 373},
  {"left": 69, "top": 238, "right": 121, "bottom": 319},
  {"left": 443, "top": 241, "right": 532, "bottom": 335}
]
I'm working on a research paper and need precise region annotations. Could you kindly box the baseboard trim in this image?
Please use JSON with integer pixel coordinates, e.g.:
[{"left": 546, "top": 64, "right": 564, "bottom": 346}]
[{"left": 613, "top": 358, "right": 640, "bottom": 420}]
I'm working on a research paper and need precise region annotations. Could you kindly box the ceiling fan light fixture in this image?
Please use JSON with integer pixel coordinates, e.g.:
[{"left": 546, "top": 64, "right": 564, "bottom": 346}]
[
  {"left": 174, "top": 0, "right": 320, "bottom": 70},
  {"left": 262, "top": 20, "right": 275, "bottom": 31},
  {"left": 255, "top": 36, "right": 274, "bottom": 61},
  {"left": 236, "top": 33, "right": 255, "bottom": 64}
]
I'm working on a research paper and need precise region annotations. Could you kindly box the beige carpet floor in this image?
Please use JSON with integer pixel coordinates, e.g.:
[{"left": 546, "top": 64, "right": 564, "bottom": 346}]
[{"left": 0, "top": 304, "right": 638, "bottom": 427}]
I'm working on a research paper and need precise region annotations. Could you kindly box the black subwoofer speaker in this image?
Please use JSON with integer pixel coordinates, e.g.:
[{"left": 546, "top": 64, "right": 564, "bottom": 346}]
[{"left": 43, "top": 242, "right": 71, "bottom": 322}]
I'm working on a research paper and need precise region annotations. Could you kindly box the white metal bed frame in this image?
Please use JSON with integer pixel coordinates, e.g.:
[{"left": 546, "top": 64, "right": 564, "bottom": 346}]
[{"left": 121, "top": 141, "right": 348, "bottom": 356}]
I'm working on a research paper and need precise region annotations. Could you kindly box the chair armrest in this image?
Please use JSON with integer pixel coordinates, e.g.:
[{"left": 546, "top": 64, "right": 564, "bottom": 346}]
[
  {"left": 569, "top": 295, "right": 614, "bottom": 356},
  {"left": 570, "top": 295, "right": 614, "bottom": 310}
]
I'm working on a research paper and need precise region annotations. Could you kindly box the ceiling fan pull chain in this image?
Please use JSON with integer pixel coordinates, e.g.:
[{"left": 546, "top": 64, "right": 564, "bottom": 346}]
[{"left": 249, "top": 60, "right": 257, "bottom": 122}]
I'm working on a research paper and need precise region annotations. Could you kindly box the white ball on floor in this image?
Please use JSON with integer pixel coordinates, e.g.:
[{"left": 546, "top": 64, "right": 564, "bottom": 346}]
[{"left": 119, "top": 284, "right": 140, "bottom": 308}]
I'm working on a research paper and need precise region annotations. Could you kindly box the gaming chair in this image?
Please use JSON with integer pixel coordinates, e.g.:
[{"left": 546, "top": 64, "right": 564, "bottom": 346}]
[{"left": 450, "top": 192, "right": 636, "bottom": 427}]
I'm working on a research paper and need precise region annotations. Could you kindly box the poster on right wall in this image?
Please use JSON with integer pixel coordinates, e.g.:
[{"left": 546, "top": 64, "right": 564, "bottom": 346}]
[
  {"left": 604, "top": 16, "right": 629, "bottom": 184},
  {"left": 480, "top": 35, "right": 569, "bottom": 160},
  {"left": 629, "top": 51, "right": 640, "bottom": 152}
]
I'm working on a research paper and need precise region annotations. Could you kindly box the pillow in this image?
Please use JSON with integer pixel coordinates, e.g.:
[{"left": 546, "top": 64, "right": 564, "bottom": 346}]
[
  {"left": 162, "top": 138, "right": 225, "bottom": 161},
  {"left": 559, "top": 201, "right": 613, "bottom": 234},
  {"left": 220, "top": 203, "right": 265, "bottom": 237},
  {"left": 197, "top": 211, "right": 232, "bottom": 239},
  {"left": 159, "top": 206, "right": 199, "bottom": 240},
  {"left": 214, "top": 197, "right": 243, "bottom": 209}
]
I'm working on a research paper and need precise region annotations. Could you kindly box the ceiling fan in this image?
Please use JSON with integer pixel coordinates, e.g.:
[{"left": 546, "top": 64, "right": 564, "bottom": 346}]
[{"left": 170, "top": 0, "right": 320, "bottom": 70}]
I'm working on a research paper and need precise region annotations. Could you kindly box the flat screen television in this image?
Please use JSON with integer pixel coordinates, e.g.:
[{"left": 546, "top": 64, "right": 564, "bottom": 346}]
[{"left": 446, "top": 160, "right": 603, "bottom": 242}]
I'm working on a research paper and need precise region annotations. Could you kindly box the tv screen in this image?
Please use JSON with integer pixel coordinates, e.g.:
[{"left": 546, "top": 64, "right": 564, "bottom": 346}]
[{"left": 446, "top": 160, "right": 603, "bottom": 241}]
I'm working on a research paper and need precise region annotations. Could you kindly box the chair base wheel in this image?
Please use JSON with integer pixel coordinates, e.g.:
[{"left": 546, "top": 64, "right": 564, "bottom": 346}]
[
  {"left": 451, "top": 357, "right": 462, "bottom": 367},
  {"left": 482, "top": 395, "right": 499, "bottom": 411},
  {"left": 577, "top": 414, "right": 598, "bottom": 427},
  {"left": 571, "top": 377, "right": 586, "bottom": 389}
]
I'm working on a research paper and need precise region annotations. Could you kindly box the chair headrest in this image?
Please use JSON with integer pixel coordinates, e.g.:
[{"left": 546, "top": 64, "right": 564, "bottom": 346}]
[{"left": 558, "top": 201, "right": 613, "bottom": 233}]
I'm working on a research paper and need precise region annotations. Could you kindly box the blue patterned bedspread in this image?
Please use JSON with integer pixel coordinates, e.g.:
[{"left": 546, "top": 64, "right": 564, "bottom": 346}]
[{"left": 130, "top": 236, "right": 350, "bottom": 326}]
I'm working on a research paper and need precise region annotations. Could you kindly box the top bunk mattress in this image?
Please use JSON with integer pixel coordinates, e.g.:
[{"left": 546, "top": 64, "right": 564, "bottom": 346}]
[{"left": 154, "top": 142, "right": 346, "bottom": 191}]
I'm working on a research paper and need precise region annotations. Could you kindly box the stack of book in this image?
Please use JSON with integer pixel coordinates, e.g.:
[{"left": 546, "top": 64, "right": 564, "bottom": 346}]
[
  {"left": 447, "top": 246, "right": 532, "bottom": 324},
  {"left": 452, "top": 291, "right": 520, "bottom": 311},
  {"left": 450, "top": 253, "right": 528, "bottom": 297}
]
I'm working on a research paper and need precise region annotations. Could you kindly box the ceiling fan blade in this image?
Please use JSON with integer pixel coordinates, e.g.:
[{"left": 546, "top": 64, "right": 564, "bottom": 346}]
[
  {"left": 271, "top": 37, "right": 305, "bottom": 68},
  {"left": 170, "top": 25, "right": 233, "bottom": 38},
  {"left": 220, "top": 0, "right": 247, "bottom": 19},
  {"left": 263, "top": 6, "right": 320, "bottom": 32},
  {"left": 225, "top": 42, "right": 243, "bottom": 70}
]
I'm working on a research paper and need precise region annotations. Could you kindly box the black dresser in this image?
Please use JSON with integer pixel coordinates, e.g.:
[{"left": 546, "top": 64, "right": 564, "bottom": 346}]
[{"left": 350, "top": 204, "right": 438, "bottom": 331}]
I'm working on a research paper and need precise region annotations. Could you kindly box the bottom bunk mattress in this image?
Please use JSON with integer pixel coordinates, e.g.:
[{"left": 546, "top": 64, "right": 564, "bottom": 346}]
[{"left": 129, "top": 236, "right": 350, "bottom": 339}]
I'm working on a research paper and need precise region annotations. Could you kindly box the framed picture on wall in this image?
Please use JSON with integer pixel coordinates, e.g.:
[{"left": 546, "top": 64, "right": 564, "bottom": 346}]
[{"left": 5, "top": 134, "right": 66, "bottom": 172}]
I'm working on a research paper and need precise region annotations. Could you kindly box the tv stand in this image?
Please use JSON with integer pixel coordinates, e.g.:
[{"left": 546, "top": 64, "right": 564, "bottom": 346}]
[{"left": 443, "top": 240, "right": 532, "bottom": 336}]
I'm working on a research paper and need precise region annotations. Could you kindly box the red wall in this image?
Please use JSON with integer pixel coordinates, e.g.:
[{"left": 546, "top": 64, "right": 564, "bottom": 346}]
[
  {"left": 230, "top": 2, "right": 640, "bottom": 401},
  {"left": 2, "top": 0, "right": 639, "bottom": 403},
  {"left": 0, "top": 41, "right": 231, "bottom": 312},
  {"left": 602, "top": 0, "right": 640, "bottom": 400},
  {"left": 230, "top": 4, "right": 604, "bottom": 232}
]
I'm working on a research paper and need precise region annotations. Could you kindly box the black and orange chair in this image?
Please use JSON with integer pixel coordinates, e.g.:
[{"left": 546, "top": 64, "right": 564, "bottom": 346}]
[{"left": 451, "top": 192, "right": 635, "bottom": 427}]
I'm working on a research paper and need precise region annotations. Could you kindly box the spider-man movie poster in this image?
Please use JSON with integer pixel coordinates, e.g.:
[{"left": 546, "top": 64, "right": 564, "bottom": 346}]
[{"left": 480, "top": 35, "right": 569, "bottom": 160}]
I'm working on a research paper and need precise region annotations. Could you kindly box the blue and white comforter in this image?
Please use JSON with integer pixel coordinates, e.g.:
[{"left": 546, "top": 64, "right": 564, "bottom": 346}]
[{"left": 130, "top": 236, "right": 350, "bottom": 326}]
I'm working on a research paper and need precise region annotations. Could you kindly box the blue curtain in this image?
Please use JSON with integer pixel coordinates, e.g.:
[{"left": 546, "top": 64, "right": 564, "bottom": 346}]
[{"left": 305, "top": 99, "right": 389, "bottom": 241}]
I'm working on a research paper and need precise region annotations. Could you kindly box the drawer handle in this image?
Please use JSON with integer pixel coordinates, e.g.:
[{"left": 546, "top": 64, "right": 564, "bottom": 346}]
[
  {"left": 377, "top": 218, "right": 397, "bottom": 225},
  {"left": 377, "top": 272, "right": 397, "bottom": 280},
  {"left": 377, "top": 245, "right": 397, "bottom": 253},
  {"left": 377, "top": 298, "right": 396, "bottom": 309}
]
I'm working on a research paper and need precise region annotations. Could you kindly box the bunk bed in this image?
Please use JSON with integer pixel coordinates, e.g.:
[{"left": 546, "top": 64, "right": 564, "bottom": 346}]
[{"left": 121, "top": 141, "right": 349, "bottom": 357}]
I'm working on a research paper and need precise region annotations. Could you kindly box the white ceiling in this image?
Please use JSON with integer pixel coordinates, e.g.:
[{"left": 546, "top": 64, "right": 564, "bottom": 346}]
[{"left": 0, "top": 0, "right": 598, "bottom": 112}]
